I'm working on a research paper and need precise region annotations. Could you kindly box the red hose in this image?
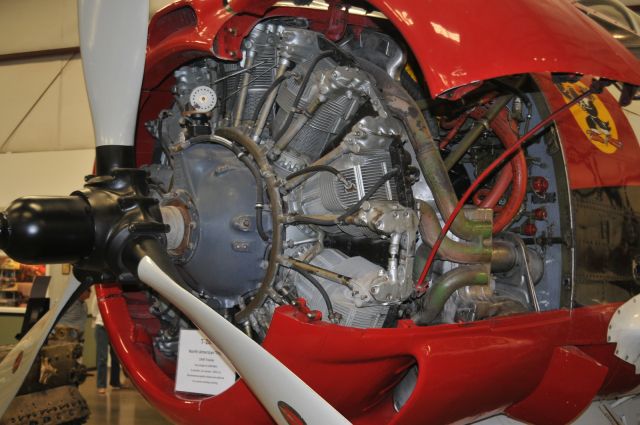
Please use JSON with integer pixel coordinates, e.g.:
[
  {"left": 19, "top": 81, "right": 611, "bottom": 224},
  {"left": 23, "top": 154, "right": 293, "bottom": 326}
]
[
  {"left": 416, "top": 88, "right": 593, "bottom": 291},
  {"left": 439, "top": 113, "right": 469, "bottom": 149},
  {"left": 474, "top": 166, "right": 511, "bottom": 208},
  {"left": 470, "top": 108, "right": 528, "bottom": 233}
]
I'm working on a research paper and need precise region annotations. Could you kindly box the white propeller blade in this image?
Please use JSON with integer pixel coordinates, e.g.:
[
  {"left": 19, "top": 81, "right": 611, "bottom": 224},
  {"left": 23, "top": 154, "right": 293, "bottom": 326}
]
[
  {"left": 78, "top": 0, "right": 148, "bottom": 147},
  {"left": 137, "top": 256, "right": 351, "bottom": 425},
  {"left": 0, "top": 278, "right": 81, "bottom": 416}
]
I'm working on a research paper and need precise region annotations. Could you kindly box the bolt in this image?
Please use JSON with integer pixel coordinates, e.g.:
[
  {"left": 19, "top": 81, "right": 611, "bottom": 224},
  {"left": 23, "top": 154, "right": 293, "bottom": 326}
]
[{"left": 531, "top": 176, "right": 549, "bottom": 195}]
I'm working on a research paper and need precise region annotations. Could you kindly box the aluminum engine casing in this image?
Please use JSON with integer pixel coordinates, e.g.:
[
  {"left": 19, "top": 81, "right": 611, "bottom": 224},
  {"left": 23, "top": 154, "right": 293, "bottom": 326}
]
[
  {"left": 290, "top": 149, "right": 397, "bottom": 237},
  {"left": 167, "top": 144, "right": 271, "bottom": 307},
  {"left": 273, "top": 28, "right": 363, "bottom": 163},
  {"left": 293, "top": 248, "right": 390, "bottom": 328}
]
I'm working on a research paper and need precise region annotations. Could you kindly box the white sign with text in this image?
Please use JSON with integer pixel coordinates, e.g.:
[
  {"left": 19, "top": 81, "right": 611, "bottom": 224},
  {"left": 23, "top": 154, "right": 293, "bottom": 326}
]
[{"left": 175, "top": 329, "right": 237, "bottom": 395}]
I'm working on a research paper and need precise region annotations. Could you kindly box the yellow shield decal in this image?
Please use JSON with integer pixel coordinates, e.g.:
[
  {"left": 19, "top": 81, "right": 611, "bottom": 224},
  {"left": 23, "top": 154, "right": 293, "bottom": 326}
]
[{"left": 556, "top": 81, "right": 622, "bottom": 154}]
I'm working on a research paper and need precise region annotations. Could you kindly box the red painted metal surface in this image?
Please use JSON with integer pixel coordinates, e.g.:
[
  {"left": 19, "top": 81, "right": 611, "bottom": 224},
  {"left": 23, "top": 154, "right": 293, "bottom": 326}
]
[
  {"left": 505, "top": 346, "right": 609, "bottom": 424},
  {"left": 535, "top": 74, "right": 640, "bottom": 189},
  {"left": 98, "top": 280, "right": 640, "bottom": 424},
  {"left": 366, "top": 0, "right": 640, "bottom": 96},
  {"left": 143, "top": 0, "right": 640, "bottom": 95}
]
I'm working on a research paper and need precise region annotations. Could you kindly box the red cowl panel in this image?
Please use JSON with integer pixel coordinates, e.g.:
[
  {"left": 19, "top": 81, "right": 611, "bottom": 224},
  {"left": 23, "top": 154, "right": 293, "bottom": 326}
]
[{"left": 143, "top": 0, "right": 640, "bottom": 97}]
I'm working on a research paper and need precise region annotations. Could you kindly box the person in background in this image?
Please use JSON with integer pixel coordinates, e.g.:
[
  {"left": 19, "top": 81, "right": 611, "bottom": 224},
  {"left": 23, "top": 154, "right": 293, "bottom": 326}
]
[
  {"left": 57, "top": 289, "right": 90, "bottom": 338},
  {"left": 92, "top": 290, "right": 122, "bottom": 394}
]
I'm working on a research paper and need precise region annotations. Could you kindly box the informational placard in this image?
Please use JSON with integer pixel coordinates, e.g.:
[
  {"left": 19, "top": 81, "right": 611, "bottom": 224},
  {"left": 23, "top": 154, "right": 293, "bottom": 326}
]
[{"left": 175, "top": 329, "right": 237, "bottom": 396}]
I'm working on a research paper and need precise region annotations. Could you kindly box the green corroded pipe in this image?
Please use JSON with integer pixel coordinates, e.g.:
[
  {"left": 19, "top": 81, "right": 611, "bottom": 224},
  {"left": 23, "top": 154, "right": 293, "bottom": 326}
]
[
  {"left": 443, "top": 95, "right": 513, "bottom": 170},
  {"left": 416, "top": 265, "right": 489, "bottom": 325},
  {"left": 418, "top": 202, "right": 515, "bottom": 270},
  {"left": 355, "top": 59, "right": 491, "bottom": 241}
]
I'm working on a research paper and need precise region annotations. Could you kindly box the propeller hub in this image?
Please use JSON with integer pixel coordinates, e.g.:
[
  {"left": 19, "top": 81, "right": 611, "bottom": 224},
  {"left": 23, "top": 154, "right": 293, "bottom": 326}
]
[
  {"left": 0, "top": 196, "right": 93, "bottom": 264},
  {"left": 0, "top": 169, "right": 167, "bottom": 283}
]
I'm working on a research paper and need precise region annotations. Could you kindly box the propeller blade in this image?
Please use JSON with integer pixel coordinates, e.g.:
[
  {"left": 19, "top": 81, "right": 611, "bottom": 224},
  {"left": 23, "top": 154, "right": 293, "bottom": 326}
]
[
  {"left": 137, "top": 255, "right": 351, "bottom": 425},
  {"left": 78, "top": 0, "right": 148, "bottom": 149},
  {"left": 0, "top": 278, "right": 81, "bottom": 416}
]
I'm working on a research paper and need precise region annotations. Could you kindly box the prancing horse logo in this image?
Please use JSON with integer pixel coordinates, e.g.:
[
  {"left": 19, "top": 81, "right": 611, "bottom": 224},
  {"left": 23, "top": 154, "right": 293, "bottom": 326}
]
[{"left": 556, "top": 81, "right": 622, "bottom": 154}]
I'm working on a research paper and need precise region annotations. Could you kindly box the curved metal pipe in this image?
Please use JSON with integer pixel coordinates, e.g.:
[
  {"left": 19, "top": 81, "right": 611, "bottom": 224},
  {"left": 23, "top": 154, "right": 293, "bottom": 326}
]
[
  {"left": 233, "top": 49, "right": 256, "bottom": 127},
  {"left": 415, "top": 265, "right": 489, "bottom": 325},
  {"left": 282, "top": 143, "right": 348, "bottom": 191},
  {"left": 355, "top": 59, "right": 490, "bottom": 241},
  {"left": 469, "top": 107, "right": 528, "bottom": 233},
  {"left": 418, "top": 202, "right": 516, "bottom": 271},
  {"left": 443, "top": 95, "right": 513, "bottom": 170}
]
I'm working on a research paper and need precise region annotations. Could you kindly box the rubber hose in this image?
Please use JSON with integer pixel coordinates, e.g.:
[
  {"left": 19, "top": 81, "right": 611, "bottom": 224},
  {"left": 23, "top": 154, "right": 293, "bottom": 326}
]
[{"left": 470, "top": 108, "right": 528, "bottom": 233}]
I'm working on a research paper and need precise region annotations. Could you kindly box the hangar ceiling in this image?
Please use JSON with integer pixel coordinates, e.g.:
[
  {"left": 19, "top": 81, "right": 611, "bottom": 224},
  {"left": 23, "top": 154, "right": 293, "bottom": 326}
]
[{"left": 0, "top": 0, "right": 639, "bottom": 154}]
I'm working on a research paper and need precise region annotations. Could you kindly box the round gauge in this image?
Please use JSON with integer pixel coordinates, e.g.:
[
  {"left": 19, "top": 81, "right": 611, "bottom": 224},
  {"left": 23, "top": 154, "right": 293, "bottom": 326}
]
[{"left": 189, "top": 86, "right": 217, "bottom": 113}]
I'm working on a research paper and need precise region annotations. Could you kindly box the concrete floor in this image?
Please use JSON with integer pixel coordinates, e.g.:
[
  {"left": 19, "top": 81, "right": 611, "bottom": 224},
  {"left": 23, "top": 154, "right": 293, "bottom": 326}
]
[{"left": 79, "top": 371, "right": 172, "bottom": 425}]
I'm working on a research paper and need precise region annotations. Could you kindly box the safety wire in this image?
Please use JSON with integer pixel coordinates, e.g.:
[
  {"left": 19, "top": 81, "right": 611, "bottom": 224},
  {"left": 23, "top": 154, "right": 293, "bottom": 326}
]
[{"left": 415, "top": 87, "right": 595, "bottom": 292}]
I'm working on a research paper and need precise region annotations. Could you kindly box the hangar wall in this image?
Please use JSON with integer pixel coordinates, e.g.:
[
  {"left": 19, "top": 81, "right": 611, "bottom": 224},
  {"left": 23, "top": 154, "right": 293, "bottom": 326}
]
[
  {"left": 0, "top": 0, "right": 171, "bottom": 364},
  {"left": 0, "top": 0, "right": 172, "bottom": 207}
]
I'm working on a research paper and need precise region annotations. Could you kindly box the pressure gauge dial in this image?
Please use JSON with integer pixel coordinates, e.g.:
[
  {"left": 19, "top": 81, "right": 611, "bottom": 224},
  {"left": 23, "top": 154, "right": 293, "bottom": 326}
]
[{"left": 189, "top": 86, "right": 217, "bottom": 113}]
